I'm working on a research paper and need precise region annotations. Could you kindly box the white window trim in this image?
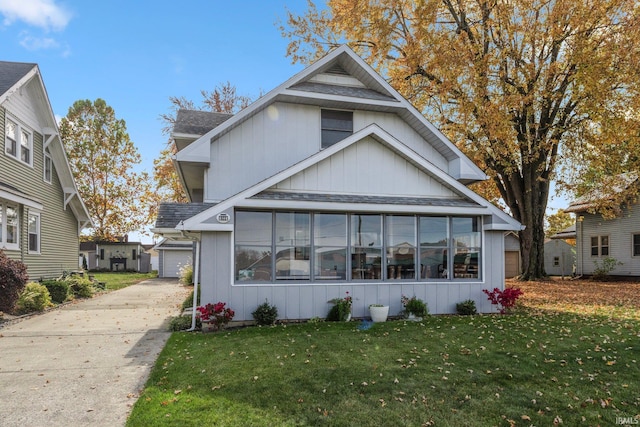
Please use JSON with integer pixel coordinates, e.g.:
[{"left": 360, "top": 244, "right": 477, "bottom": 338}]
[
  {"left": 28, "top": 211, "right": 41, "bottom": 255},
  {"left": 0, "top": 201, "right": 20, "bottom": 251},
  {"left": 5, "top": 116, "right": 33, "bottom": 167},
  {"left": 44, "top": 151, "right": 52, "bottom": 184}
]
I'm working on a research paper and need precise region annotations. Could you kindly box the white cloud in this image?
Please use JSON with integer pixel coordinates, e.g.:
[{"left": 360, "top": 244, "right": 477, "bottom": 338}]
[
  {"left": 19, "top": 33, "right": 59, "bottom": 50},
  {"left": 0, "top": 0, "right": 71, "bottom": 31}
]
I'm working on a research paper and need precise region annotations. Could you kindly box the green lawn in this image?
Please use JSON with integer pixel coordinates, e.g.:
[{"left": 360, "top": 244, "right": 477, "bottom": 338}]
[
  {"left": 90, "top": 271, "right": 157, "bottom": 291},
  {"left": 127, "top": 310, "right": 639, "bottom": 426}
]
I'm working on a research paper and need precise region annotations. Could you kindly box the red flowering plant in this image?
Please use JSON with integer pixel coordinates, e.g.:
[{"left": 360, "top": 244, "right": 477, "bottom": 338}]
[
  {"left": 327, "top": 291, "right": 352, "bottom": 321},
  {"left": 482, "top": 287, "right": 524, "bottom": 314},
  {"left": 196, "top": 302, "right": 235, "bottom": 331}
]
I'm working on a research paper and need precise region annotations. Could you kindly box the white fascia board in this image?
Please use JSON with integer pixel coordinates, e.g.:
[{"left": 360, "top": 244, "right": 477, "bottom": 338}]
[
  {"left": 174, "top": 135, "right": 211, "bottom": 163},
  {"left": 0, "top": 188, "right": 43, "bottom": 210},
  {"left": 238, "top": 198, "right": 490, "bottom": 216},
  {"left": 0, "top": 65, "right": 38, "bottom": 105},
  {"left": 181, "top": 123, "right": 520, "bottom": 231},
  {"left": 279, "top": 88, "right": 402, "bottom": 109}
]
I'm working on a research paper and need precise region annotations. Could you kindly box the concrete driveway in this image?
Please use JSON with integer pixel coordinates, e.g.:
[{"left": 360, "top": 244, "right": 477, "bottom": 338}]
[{"left": 0, "top": 278, "right": 190, "bottom": 427}]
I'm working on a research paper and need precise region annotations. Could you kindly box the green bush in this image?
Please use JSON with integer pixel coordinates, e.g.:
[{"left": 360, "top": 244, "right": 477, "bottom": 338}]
[
  {"left": 16, "top": 282, "right": 53, "bottom": 314},
  {"left": 66, "top": 275, "right": 95, "bottom": 298},
  {"left": 252, "top": 300, "right": 278, "bottom": 326},
  {"left": 0, "top": 249, "right": 29, "bottom": 313},
  {"left": 179, "top": 263, "right": 193, "bottom": 285},
  {"left": 168, "top": 315, "right": 201, "bottom": 331},
  {"left": 42, "top": 280, "right": 70, "bottom": 304},
  {"left": 456, "top": 299, "right": 477, "bottom": 315}
]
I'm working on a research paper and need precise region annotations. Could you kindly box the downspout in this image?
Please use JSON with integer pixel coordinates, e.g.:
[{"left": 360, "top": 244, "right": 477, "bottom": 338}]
[
  {"left": 187, "top": 238, "right": 201, "bottom": 331},
  {"left": 175, "top": 220, "right": 202, "bottom": 332}
]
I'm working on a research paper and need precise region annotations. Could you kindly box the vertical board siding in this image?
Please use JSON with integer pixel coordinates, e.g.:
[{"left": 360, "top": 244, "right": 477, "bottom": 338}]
[
  {"left": 1, "top": 104, "right": 80, "bottom": 279},
  {"left": 275, "top": 137, "right": 458, "bottom": 197},
  {"left": 206, "top": 103, "right": 453, "bottom": 202},
  {"left": 201, "top": 226, "right": 505, "bottom": 321}
]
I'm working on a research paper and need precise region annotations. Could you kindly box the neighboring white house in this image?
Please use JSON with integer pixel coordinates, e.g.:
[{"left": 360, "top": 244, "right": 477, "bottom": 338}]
[
  {"left": 544, "top": 239, "right": 575, "bottom": 277},
  {"left": 153, "top": 46, "right": 522, "bottom": 320}
]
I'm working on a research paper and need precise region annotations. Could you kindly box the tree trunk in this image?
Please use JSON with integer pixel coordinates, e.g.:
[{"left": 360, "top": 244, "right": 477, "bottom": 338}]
[{"left": 498, "top": 161, "right": 550, "bottom": 280}]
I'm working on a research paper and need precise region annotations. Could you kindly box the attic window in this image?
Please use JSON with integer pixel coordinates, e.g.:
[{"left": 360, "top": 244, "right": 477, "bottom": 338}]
[{"left": 321, "top": 110, "right": 353, "bottom": 149}]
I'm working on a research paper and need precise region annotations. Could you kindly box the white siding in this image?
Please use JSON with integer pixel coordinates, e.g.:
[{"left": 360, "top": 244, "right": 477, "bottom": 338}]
[
  {"left": 206, "top": 102, "right": 319, "bottom": 201},
  {"left": 199, "top": 229, "right": 504, "bottom": 322},
  {"left": 354, "top": 111, "right": 448, "bottom": 171},
  {"left": 576, "top": 206, "right": 640, "bottom": 276},
  {"left": 275, "top": 136, "right": 457, "bottom": 197},
  {"left": 205, "top": 103, "right": 453, "bottom": 202},
  {"left": 544, "top": 240, "right": 575, "bottom": 276}
]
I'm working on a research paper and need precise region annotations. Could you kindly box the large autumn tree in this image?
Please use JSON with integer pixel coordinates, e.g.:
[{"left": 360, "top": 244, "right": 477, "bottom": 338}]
[
  {"left": 282, "top": 0, "right": 640, "bottom": 279},
  {"left": 153, "top": 81, "right": 252, "bottom": 203},
  {"left": 60, "top": 99, "right": 153, "bottom": 241}
]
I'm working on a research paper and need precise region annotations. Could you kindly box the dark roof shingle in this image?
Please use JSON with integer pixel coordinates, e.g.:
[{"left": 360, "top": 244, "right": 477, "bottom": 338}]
[
  {"left": 0, "top": 61, "right": 36, "bottom": 97},
  {"left": 155, "top": 202, "right": 216, "bottom": 228},
  {"left": 251, "top": 190, "right": 480, "bottom": 208},
  {"left": 173, "top": 109, "right": 233, "bottom": 136}
]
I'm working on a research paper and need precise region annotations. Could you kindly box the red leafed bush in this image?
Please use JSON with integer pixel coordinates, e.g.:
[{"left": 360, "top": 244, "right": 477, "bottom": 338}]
[
  {"left": 483, "top": 287, "right": 523, "bottom": 314},
  {"left": 0, "top": 249, "right": 29, "bottom": 313},
  {"left": 197, "top": 302, "right": 235, "bottom": 331}
]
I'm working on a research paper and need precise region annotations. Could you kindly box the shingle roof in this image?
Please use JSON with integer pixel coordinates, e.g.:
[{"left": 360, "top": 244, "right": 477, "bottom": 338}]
[
  {"left": 155, "top": 202, "right": 216, "bottom": 228},
  {"left": 173, "top": 109, "right": 233, "bottom": 136},
  {"left": 251, "top": 190, "right": 480, "bottom": 208},
  {"left": 290, "top": 81, "right": 397, "bottom": 102},
  {"left": 0, "top": 61, "right": 36, "bottom": 97},
  {"left": 566, "top": 172, "right": 638, "bottom": 213}
]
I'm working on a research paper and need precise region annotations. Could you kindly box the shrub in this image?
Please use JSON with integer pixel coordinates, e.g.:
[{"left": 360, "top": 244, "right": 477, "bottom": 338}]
[
  {"left": 252, "top": 300, "right": 279, "bottom": 325},
  {"left": 168, "top": 315, "right": 201, "bottom": 331},
  {"left": 16, "top": 282, "right": 53, "bottom": 314},
  {"left": 66, "top": 275, "right": 95, "bottom": 298},
  {"left": 197, "top": 302, "right": 235, "bottom": 331},
  {"left": 592, "top": 257, "right": 622, "bottom": 280},
  {"left": 483, "top": 287, "right": 523, "bottom": 314},
  {"left": 456, "top": 299, "right": 477, "bottom": 315},
  {"left": 42, "top": 280, "right": 70, "bottom": 304},
  {"left": 0, "top": 249, "right": 29, "bottom": 313},
  {"left": 179, "top": 263, "right": 193, "bottom": 285},
  {"left": 401, "top": 295, "right": 428, "bottom": 317}
]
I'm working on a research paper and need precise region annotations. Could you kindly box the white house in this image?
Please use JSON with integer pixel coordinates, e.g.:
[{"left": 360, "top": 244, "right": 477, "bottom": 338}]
[{"left": 154, "top": 46, "right": 522, "bottom": 321}]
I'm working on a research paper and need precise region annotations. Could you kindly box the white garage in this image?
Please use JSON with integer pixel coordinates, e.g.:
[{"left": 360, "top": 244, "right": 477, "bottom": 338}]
[{"left": 154, "top": 239, "right": 193, "bottom": 278}]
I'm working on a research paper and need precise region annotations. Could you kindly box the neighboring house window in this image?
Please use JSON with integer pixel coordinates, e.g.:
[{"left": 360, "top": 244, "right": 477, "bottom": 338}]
[
  {"left": 0, "top": 202, "right": 20, "bottom": 250},
  {"left": 100, "top": 249, "right": 104, "bottom": 260},
  {"left": 234, "top": 211, "right": 482, "bottom": 283},
  {"left": 591, "top": 235, "right": 609, "bottom": 256},
  {"left": 321, "top": 109, "right": 353, "bottom": 148},
  {"left": 5, "top": 118, "right": 32, "bottom": 166},
  {"left": 633, "top": 234, "right": 640, "bottom": 256},
  {"left": 132, "top": 249, "right": 137, "bottom": 260},
  {"left": 28, "top": 212, "right": 40, "bottom": 253},
  {"left": 44, "top": 151, "right": 52, "bottom": 183}
]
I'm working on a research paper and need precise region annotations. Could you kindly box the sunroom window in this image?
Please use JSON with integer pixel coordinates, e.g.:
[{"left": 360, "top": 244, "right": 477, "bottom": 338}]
[{"left": 234, "top": 211, "right": 482, "bottom": 283}]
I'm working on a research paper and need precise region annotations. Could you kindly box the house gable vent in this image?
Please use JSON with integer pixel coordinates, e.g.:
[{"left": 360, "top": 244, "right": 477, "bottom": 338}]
[{"left": 326, "top": 63, "right": 349, "bottom": 75}]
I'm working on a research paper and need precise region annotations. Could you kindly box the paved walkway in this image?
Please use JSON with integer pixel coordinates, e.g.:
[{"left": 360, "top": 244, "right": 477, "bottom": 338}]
[{"left": 0, "top": 278, "right": 190, "bottom": 427}]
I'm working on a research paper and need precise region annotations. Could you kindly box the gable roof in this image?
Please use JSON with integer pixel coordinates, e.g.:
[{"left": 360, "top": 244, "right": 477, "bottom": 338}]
[
  {"left": 565, "top": 172, "right": 638, "bottom": 213},
  {"left": 0, "top": 60, "right": 91, "bottom": 227},
  {"left": 180, "top": 124, "right": 521, "bottom": 232},
  {"left": 175, "top": 45, "right": 487, "bottom": 184}
]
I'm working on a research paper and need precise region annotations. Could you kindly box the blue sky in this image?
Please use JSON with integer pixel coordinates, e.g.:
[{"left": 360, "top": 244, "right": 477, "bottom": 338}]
[
  {"left": 0, "top": 0, "right": 306, "bottom": 170},
  {"left": 1, "top": 0, "right": 568, "bottom": 242}
]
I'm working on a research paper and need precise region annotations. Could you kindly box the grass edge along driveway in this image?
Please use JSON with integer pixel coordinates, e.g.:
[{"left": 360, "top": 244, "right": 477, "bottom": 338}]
[{"left": 127, "top": 306, "right": 640, "bottom": 426}]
